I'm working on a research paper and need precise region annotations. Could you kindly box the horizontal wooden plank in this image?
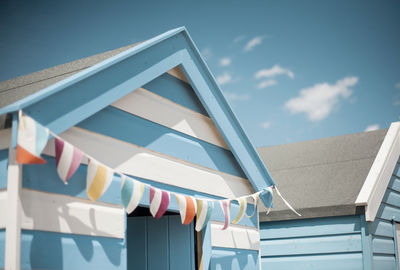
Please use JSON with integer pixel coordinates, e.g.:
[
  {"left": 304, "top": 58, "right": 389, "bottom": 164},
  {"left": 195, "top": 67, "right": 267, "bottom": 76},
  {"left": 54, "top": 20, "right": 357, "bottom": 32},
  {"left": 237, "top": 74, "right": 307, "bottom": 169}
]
[
  {"left": 21, "top": 230, "right": 126, "bottom": 270},
  {"left": 0, "top": 149, "right": 8, "bottom": 189},
  {"left": 0, "top": 190, "right": 6, "bottom": 229},
  {"left": 210, "top": 247, "right": 259, "bottom": 270},
  {"left": 210, "top": 222, "right": 259, "bottom": 250},
  {"left": 260, "top": 215, "right": 361, "bottom": 240},
  {"left": 382, "top": 188, "right": 400, "bottom": 208},
  {"left": 261, "top": 253, "right": 363, "bottom": 270},
  {"left": 376, "top": 203, "right": 400, "bottom": 221},
  {"left": 143, "top": 72, "right": 207, "bottom": 116},
  {"left": 167, "top": 65, "right": 189, "bottom": 83},
  {"left": 389, "top": 175, "right": 400, "bottom": 193},
  {"left": 112, "top": 87, "right": 228, "bottom": 149},
  {"left": 372, "top": 236, "right": 395, "bottom": 255},
  {"left": 42, "top": 126, "right": 253, "bottom": 198},
  {"left": 393, "top": 162, "right": 400, "bottom": 178},
  {"left": 0, "top": 128, "right": 10, "bottom": 150},
  {"left": 372, "top": 254, "right": 396, "bottom": 270},
  {"left": 261, "top": 234, "right": 362, "bottom": 257},
  {"left": 77, "top": 105, "right": 244, "bottom": 177},
  {"left": 369, "top": 218, "right": 394, "bottom": 238},
  {"left": 20, "top": 189, "right": 125, "bottom": 238}
]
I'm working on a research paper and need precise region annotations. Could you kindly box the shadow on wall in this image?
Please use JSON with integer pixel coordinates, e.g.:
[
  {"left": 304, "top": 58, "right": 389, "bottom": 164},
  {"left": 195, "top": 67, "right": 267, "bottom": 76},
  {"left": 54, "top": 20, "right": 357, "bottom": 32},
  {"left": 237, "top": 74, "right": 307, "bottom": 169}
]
[
  {"left": 210, "top": 247, "right": 259, "bottom": 270},
  {"left": 22, "top": 230, "right": 125, "bottom": 269}
]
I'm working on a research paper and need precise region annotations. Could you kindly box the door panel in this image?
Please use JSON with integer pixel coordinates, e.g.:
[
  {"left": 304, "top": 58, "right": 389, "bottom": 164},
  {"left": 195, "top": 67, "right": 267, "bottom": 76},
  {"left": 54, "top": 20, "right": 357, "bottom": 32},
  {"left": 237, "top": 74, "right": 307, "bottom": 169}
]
[{"left": 127, "top": 215, "right": 195, "bottom": 270}]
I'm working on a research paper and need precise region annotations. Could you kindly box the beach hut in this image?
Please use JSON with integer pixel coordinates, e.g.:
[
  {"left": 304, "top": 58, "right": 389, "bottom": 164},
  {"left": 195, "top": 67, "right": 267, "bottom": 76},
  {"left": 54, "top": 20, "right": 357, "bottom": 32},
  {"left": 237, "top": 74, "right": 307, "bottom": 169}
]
[
  {"left": 0, "top": 28, "right": 275, "bottom": 270},
  {"left": 258, "top": 124, "right": 400, "bottom": 270}
]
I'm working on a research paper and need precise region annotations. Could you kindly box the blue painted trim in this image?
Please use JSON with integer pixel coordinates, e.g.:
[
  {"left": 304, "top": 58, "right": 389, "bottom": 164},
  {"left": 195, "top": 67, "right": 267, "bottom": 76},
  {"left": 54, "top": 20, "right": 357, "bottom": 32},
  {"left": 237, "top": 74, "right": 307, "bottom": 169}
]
[
  {"left": 360, "top": 214, "right": 373, "bottom": 270},
  {"left": 0, "top": 149, "right": 8, "bottom": 189},
  {"left": 78, "top": 106, "right": 246, "bottom": 178},
  {"left": 0, "top": 27, "right": 275, "bottom": 192},
  {"left": 11, "top": 111, "right": 18, "bottom": 148},
  {"left": 392, "top": 219, "right": 400, "bottom": 270},
  {"left": 143, "top": 72, "right": 208, "bottom": 116},
  {"left": 0, "top": 27, "right": 186, "bottom": 115},
  {"left": 201, "top": 222, "right": 212, "bottom": 270},
  {"left": 0, "top": 229, "right": 4, "bottom": 269},
  {"left": 21, "top": 229, "right": 126, "bottom": 270}
]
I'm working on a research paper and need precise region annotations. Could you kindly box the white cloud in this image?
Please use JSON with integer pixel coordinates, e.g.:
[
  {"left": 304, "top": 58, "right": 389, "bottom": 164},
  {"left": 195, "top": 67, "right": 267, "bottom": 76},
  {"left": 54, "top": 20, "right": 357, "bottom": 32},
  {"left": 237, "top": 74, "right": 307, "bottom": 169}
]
[
  {"left": 284, "top": 76, "right": 359, "bottom": 122},
  {"left": 224, "top": 92, "right": 250, "bottom": 102},
  {"left": 219, "top": 57, "right": 231, "bottom": 67},
  {"left": 260, "top": 121, "right": 271, "bottom": 129},
  {"left": 216, "top": 72, "right": 232, "bottom": 85},
  {"left": 244, "top": 36, "right": 263, "bottom": 52},
  {"left": 365, "top": 124, "right": 380, "bottom": 132},
  {"left": 234, "top": 35, "right": 246, "bottom": 43},
  {"left": 201, "top": 48, "right": 212, "bottom": 60},
  {"left": 255, "top": 65, "right": 294, "bottom": 79},
  {"left": 257, "top": 79, "right": 277, "bottom": 89}
]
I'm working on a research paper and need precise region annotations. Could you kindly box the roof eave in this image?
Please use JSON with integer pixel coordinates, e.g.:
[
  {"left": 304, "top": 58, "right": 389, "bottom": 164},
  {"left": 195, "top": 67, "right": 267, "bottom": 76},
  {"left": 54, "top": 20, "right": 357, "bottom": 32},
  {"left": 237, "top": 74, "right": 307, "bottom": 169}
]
[{"left": 355, "top": 121, "right": 400, "bottom": 221}]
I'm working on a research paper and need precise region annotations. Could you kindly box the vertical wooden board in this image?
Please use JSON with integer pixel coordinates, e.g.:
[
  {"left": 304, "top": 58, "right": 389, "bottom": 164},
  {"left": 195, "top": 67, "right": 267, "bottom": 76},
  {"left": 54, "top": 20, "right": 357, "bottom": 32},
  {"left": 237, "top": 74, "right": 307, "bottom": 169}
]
[
  {"left": 127, "top": 216, "right": 147, "bottom": 270},
  {"left": 210, "top": 247, "right": 259, "bottom": 270},
  {"left": 147, "top": 216, "right": 169, "bottom": 270},
  {"left": 168, "top": 215, "right": 194, "bottom": 270},
  {"left": 20, "top": 230, "right": 126, "bottom": 270},
  {"left": 0, "top": 149, "right": 8, "bottom": 189},
  {"left": 0, "top": 229, "right": 4, "bottom": 269}
]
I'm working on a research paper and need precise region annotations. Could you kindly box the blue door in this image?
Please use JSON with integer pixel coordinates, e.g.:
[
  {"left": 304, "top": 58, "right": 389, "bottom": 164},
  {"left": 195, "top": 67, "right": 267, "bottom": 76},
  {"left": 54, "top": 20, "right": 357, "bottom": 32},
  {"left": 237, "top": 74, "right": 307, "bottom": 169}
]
[{"left": 127, "top": 214, "right": 196, "bottom": 270}]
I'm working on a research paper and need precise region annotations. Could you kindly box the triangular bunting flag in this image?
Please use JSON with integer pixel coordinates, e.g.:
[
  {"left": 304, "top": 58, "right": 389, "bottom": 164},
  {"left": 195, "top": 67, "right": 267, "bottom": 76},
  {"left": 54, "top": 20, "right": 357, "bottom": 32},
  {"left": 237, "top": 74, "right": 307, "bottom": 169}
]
[
  {"left": 121, "top": 175, "right": 145, "bottom": 214},
  {"left": 195, "top": 199, "right": 214, "bottom": 232},
  {"left": 175, "top": 194, "right": 197, "bottom": 225},
  {"left": 16, "top": 112, "right": 49, "bottom": 164},
  {"left": 55, "top": 138, "right": 83, "bottom": 184},
  {"left": 232, "top": 197, "right": 247, "bottom": 224},
  {"left": 86, "top": 159, "right": 114, "bottom": 201},
  {"left": 220, "top": 199, "right": 231, "bottom": 230},
  {"left": 149, "top": 187, "right": 170, "bottom": 219}
]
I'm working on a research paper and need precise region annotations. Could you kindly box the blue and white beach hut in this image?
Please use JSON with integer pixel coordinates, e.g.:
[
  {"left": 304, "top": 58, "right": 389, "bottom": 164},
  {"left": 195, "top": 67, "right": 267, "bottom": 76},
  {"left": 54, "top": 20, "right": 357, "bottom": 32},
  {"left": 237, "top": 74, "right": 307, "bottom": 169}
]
[{"left": 0, "top": 28, "right": 276, "bottom": 270}]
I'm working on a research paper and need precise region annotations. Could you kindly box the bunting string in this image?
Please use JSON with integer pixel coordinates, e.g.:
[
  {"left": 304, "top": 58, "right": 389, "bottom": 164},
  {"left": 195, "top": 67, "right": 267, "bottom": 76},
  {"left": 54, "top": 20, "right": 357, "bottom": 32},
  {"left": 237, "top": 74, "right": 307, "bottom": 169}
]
[{"left": 15, "top": 111, "right": 300, "bottom": 231}]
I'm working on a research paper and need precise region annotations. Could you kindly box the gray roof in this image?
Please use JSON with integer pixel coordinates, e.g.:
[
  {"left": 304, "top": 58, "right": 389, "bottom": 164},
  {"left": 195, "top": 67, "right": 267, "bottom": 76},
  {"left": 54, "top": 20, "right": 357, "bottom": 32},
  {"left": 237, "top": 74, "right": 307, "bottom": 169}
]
[
  {"left": 258, "top": 128, "right": 387, "bottom": 221},
  {"left": 0, "top": 43, "right": 138, "bottom": 128}
]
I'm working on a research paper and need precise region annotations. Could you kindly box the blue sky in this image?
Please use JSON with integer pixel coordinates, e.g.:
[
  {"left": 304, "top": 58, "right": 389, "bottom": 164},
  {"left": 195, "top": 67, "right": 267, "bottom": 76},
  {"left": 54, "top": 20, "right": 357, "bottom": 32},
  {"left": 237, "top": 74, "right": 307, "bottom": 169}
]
[{"left": 1, "top": 0, "right": 399, "bottom": 146}]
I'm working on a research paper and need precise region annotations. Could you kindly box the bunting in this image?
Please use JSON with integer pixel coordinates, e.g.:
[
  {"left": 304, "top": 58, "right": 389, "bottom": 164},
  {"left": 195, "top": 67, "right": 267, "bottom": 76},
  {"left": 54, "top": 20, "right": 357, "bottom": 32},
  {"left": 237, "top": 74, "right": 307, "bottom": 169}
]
[
  {"left": 232, "top": 197, "right": 247, "bottom": 224},
  {"left": 121, "top": 175, "right": 145, "bottom": 214},
  {"left": 13, "top": 111, "right": 304, "bottom": 232},
  {"left": 150, "top": 187, "right": 170, "bottom": 219},
  {"left": 195, "top": 199, "right": 214, "bottom": 232},
  {"left": 55, "top": 138, "right": 83, "bottom": 184},
  {"left": 175, "top": 194, "right": 197, "bottom": 225},
  {"left": 16, "top": 112, "right": 49, "bottom": 164},
  {"left": 86, "top": 159, "right": 114, "bottom": 201}
]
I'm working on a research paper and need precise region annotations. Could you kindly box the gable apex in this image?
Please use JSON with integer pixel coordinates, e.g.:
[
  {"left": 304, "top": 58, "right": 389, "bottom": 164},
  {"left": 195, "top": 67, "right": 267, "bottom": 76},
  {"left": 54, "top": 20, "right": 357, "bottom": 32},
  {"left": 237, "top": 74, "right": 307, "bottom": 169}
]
[{"left": 0, "top": 27, "right": 275, "bottom": 194}]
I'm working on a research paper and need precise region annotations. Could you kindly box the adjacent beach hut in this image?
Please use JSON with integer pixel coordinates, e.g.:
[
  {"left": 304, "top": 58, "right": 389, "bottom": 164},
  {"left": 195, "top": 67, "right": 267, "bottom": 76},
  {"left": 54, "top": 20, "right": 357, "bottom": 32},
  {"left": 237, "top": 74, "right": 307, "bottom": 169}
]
[
  {"left": 0, "top": 28, "right": 275, "bottom": 270},
  {"left": 258, "top": 124, "right": 400, "bottom": 270}
]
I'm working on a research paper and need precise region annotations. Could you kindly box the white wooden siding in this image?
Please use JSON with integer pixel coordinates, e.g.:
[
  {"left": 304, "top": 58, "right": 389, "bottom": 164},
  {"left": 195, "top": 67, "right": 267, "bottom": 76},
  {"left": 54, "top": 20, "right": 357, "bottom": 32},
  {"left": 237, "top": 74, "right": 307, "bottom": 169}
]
[
  {"left": 210, "top": 221, "right": 260, "bottom": 250},
  {"left": 42, "top": 127, "right": 253, "bottom": 198},
  {"left": 112, "top": 87, "right": 228, "bottom": 149},
  {"left": 20, "top": 188, "right": 125, "bottom": 238}
]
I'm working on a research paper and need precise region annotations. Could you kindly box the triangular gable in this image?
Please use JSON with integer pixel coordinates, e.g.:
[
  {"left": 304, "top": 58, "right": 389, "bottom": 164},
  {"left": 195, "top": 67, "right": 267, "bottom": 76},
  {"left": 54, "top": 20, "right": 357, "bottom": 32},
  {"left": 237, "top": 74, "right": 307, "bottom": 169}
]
[{"left": 0, "top": 27, "right": 275, "bottom": 192}]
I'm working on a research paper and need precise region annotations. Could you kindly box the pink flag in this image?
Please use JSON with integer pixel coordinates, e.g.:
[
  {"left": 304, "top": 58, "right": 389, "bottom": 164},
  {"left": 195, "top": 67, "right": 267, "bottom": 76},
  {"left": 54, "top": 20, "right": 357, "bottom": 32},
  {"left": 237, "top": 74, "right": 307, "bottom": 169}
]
[{"left": 55, "top": 138, "right": 83, "bottom": 184}]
